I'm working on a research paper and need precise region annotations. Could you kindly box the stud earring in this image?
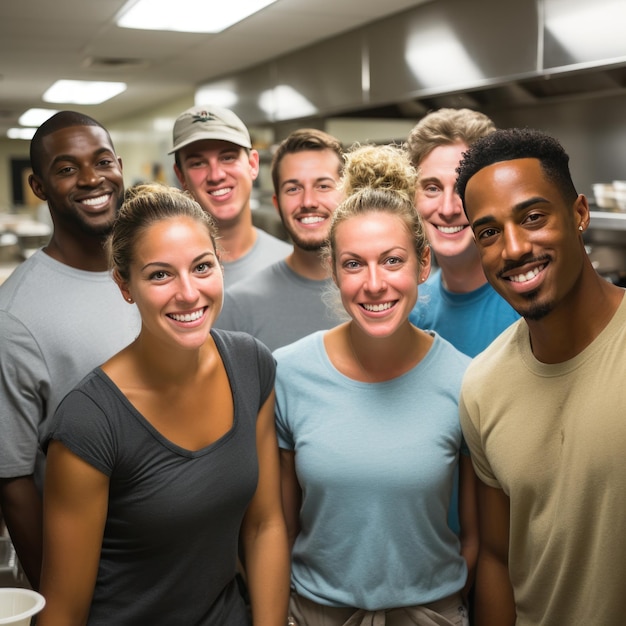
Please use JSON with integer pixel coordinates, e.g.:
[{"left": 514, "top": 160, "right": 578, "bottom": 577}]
[
  {"left": 579, "top": 225, "right": 584, "bottom": 231},
  {"left": 126, "top": 297, "right": 133, "bottom": 303}
]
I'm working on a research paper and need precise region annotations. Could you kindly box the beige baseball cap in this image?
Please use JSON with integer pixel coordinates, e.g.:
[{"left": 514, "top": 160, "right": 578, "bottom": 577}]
[{"left": 169, "top": 105, "right": 251, "bottom": 154}]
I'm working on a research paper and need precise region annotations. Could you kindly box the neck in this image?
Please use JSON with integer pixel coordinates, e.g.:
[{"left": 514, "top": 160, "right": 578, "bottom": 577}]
[
  {"left": 347, "top": 321, "right": 431, "bottom": 382},
  {"left": 437, "top": 252, "right": 487, "bottom": 293},
  {"left": 128, "top": 330, "right": 214, "bottom": 387},
  {"left": 44, "top": 231, "right": 110, "bottom": 272},
  {"left": 527, "top": 263, "right": 624, "bottom": 364},
  {"left": 286, "top": 247, "right": 329, "bottom": 280}
]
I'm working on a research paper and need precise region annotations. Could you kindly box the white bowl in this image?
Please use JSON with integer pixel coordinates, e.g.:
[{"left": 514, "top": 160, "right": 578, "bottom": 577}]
[
  {"left": 592, "top": 183, "right": 618, "bottom": 210},
  {"left": 0, "top": 588, "right": 46, "bottom": 625}
]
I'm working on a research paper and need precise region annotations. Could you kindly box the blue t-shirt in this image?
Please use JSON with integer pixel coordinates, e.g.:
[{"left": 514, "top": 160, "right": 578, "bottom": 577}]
[
  {"left": 410, "top": 269, "right": 520, "bottom": 358},
  {"left": 274, "top": 331, "right": 470, "bottom": 610}
]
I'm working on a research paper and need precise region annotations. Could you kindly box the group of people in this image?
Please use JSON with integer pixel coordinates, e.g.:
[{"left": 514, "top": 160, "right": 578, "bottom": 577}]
[{"left": 0, "top": 101, "right": 624, "bottom": 626}]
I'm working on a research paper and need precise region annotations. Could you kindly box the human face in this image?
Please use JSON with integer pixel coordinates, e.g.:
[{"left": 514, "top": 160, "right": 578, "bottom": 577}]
[
  {"left": 465, "top": 158, "right": 588, "bottom": 321},
  {"left": 120, "top": 216, "right": 223, "bottom": 351},
  {"left": 29, "top": 125, "right": 123, "bottom": 237},
  {"left": 174, "top": 140, "right": 258, "bottom": 226},
  {"left": 273, "top": 150, "right": 343, "bottom": 251},
  {"left": 415, "top": 142, "right": 475, "bottom": 261},
  {"left": 333, "top": 212, "right": 430, "bottom": 338}
]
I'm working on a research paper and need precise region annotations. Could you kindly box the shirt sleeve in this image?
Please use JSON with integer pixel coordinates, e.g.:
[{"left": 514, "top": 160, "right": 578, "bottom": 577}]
[
  {"left": 44, "top": 386, "right": 117, "bottom": 477},
  {"left": 0, "top": 312, "right": 48, "bottom": 476}
]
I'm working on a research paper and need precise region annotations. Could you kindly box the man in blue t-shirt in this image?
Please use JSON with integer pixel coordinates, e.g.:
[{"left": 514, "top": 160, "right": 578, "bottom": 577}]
[{"left": 407, "top": 108, "right": 519, "bottom": 358}]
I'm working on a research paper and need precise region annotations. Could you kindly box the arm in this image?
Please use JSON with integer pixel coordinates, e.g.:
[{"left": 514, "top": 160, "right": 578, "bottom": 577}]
[
  {"left": 0, "top": 476, "right": 42, "bottom": 590},
  {"left": 240, "top": 391, "right": 290, "bottom": 626},
  {"left": 37, "top": 441, "right": 109, "bottom": 626},
  {"left": 279, "top": 449, "right": 301, "bottom": 551},
  {"left": 473, "top": 480, "right": 516, "bottom": 626},
  {"left": 458, "top": 454, "right": 479, "bottom": 600}
]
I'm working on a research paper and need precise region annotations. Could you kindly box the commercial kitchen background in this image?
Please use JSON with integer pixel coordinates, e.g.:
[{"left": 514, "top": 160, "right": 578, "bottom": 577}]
[{"left": 1, "top": 0, "right": 626, "bottom": 278}]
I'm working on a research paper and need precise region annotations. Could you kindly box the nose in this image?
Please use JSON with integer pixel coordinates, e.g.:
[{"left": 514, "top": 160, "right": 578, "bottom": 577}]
[
  {"left": 206, "top": 160, "right": 226, "bottom": 184},
  {"left": 439, "top": 189, "right": 463, "bottom": 219},
  {"left": 76, "top": 165, "right": 103, "bottom": 187},
  {"left": 174, "top": 273, "right": 199, "bottom": 303},
  {"left": 301, "top": 185, "right": 319, "bottom": 209},
  {"left": 364, "top": 265, "right": 386, "bottom": 293},
  {"left": 502, "top": 223, "right": 532, "bottom": 260}
]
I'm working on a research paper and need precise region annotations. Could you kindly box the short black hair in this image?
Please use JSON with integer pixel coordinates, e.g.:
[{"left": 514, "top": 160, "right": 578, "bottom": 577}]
[
  {"left": 455, "top": 127, "right": 578, "bottom": 210},
  {"left": 30, "top": 111, "right": 114, "bottom": 177}
]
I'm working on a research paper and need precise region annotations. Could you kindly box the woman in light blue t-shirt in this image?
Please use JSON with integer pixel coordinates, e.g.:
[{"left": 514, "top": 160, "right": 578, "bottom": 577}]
[{"left": 275, "top": 144, "right": 477, "bottom": 626}]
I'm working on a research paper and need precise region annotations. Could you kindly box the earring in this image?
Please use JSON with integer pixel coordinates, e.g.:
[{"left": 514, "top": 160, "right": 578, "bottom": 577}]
[
  {"left": 578, "top": 225, "right": 584, "bottom": 231},
  {"left": 126, "top": 297, "right": 133, "bottom": 303}
]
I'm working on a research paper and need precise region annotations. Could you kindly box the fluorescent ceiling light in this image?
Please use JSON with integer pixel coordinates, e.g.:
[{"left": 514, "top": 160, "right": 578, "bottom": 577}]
[
  {"left": 259, "top": 85, "right": 317, "bottom": 122},
  {"left": 19, "top": 108, "right": 60, "bottom": 127},
  {"left": 43, "top": 80, "right": 127, "bottom": 105},
  {"left": 405, "top": 25, "right": 483, "bottom": 88},
  {"left": 7, "top": 128, "right": 37, "bottom": 140},
  {"left": 545, "top": 0, "right": 626, "bottom": 61},
  {"left": 117, "top": 0, "right": 278, "bottom": 33},
  {"left": 195, "top": 87, "right": 238, "bottom": 109}
]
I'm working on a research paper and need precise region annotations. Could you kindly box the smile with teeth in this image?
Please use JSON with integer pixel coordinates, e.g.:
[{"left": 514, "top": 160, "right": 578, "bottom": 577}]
[
  {"left": 80, "top": 194, "right": 110, "bottom": 207},
  {"left": 362, "top": 301, "right": 395, "bottom": 312},
  {"left": 209, "top": 187, "right": 232, "bottom": 197},
  {"left": 508, "top": 264, "right": 545, "bottom": 283},
  {"left": 298, "top": 215, "right": 325, "bottom": 225},
  {"left": 168, "top": 308, "right": 205, "bottom": 322},
  {"left": 436, "top": 225, "right": 466, "bottom": 234}
]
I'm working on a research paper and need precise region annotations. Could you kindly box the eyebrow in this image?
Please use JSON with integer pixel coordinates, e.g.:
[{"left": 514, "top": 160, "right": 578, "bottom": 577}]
[
  {"left": 141, "top": 251, "right": 216, "bottom": 272},
  {"left": 50, "top": 147, "right": 115, "bottom": 167},
  {"left": 471, "top": 196, "right": 549, "bottom": 229},
  {"left": 419, "top": 176, "right": 442, "bottom": 185},
  {"left": 339, "top": 246, "right": 409, "bottom": 259},
  {"left": 280, "top": 176, "right": 336, "bottom": 188}
]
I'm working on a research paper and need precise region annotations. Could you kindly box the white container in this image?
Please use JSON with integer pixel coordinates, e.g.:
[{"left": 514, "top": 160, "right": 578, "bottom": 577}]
[
  {"left": 592, "top": 183, "right": 618, "bottom": 210},
  {"left": 0, "top": 588, "right": 45, "bottom": 625},
  {"left": 612, "top": 181, "right": 626, "bottom": 210}
]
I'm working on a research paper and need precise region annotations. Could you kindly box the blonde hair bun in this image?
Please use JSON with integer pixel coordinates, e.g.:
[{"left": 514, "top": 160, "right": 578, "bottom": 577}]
[{"left": 341, "top": 143, "right": 418, "bottom": 203}]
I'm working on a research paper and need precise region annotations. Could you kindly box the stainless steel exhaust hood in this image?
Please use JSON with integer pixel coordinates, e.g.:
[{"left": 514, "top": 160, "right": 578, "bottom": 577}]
[{"left": 197, "top": 0, "right": 626, "bottom": 124}]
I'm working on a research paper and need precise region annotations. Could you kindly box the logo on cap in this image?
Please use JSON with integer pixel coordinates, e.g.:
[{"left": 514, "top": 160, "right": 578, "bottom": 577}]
[{"left": 192, "top": 111, "right": 218, "bottom": 125}]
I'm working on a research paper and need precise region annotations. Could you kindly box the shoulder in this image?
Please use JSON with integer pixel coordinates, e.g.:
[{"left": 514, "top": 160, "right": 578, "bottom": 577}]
[
  {"left": 254, "top": 227, "right": 291, "bottom": 250},
  {"left": 464, "top": 320, "right": 524, "bottom": 381},
  {"left": 274, "top": 331, "right": 323, "bottom": 365},
  {"left": 226, "top": 260, "right": 286, "bottom": 298},
  {"left": 213, "top": 327, "right": 269, "bottom": 354},
  {"left": 427, "top": 333, "right": 473, "bottom": 379}
]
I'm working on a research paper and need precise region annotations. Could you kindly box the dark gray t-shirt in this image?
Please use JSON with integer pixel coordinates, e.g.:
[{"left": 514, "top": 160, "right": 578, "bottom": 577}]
[{"left": 45, "top": 330, "right": 274, "bottom": 625}]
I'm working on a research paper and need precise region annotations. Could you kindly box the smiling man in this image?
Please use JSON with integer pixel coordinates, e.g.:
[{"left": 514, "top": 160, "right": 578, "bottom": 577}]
[
  {"left": 171, "top": 105, "right": 290, "bottom": 288},
  {"left": 456, "top": 128, "right": 626, "bottom": 626},
  {"left": 407, "top": 108, "right": 519, "bottom": 358},
  {"left": 0, "top": 111, "right": 140, "bottom": 589},
  {"left": 215, "top": 129, "right": 345, "bottom": 350}
]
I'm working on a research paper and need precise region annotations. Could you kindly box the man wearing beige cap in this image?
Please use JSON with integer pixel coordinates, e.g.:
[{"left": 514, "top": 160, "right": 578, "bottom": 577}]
[{"left": 171, "top": 105, "right": 290, "bottom": 287}]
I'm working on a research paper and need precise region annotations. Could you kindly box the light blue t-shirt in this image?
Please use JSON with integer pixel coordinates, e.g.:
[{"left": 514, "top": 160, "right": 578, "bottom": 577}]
[
  {"left": 274, "top": 331, "right": 470, "bottom": 610},
  {"left": 410, "top": 268, "right": 520, "bottom": 358}
]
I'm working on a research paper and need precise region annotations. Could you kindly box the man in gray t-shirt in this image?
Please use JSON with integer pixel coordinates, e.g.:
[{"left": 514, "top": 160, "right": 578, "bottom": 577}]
[
  {"left": 171, "top": 105, "right": 290, "bottom": 288},
  {"left": 216, "top": 129, "right": 345, "bottom": 350},
  {"left": 0, "top": 111, "right": 140, "bottom": 589}
]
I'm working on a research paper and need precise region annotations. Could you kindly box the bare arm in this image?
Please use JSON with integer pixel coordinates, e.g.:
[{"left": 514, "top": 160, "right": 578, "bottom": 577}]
[
  {"left": 240, "top": 391, "right": 290, "bottom": 626},
  {"left": 458, "top": 454, "right": 479, "bottom": 600},
  {"left": 37, "top": 441, "right": 109, "bottom": 626},
  {"left": 279, "top": 449, "right": 301, "bottom": 552},
  {"left": 473, "top": 481, "right": 516, "bottom": 626},
  {"left": 0, "top": 475, "right": 42, "bottom": 590}
]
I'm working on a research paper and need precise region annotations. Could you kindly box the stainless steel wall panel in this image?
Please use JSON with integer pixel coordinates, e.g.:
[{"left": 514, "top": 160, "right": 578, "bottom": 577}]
[{"left": 367, "top": 0, "right": 539, "bottom": 105}]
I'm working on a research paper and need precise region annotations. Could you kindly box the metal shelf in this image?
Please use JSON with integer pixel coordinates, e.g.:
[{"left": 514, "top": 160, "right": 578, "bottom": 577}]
[{"left": 589, "top": 211, "right": 626, "bottom": 231}]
